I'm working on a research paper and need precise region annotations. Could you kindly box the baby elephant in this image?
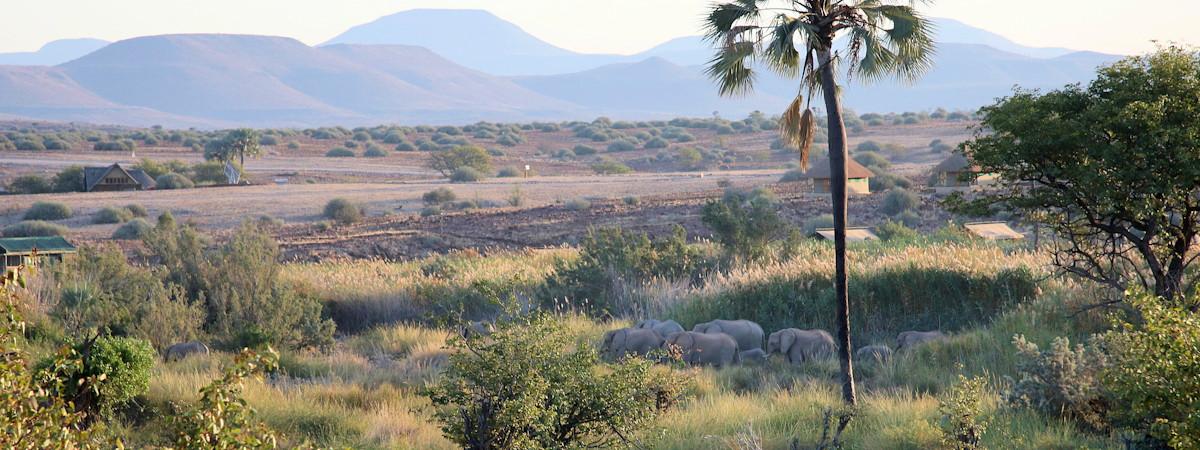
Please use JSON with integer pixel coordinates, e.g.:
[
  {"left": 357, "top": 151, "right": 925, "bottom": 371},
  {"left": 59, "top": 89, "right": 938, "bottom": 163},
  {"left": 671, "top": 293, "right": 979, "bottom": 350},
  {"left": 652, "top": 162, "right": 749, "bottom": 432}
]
[
  {"left": 692, "top": 319, "right": 764, "bottom": 351},
  {"left": 767, "top": 329, "right": 835, "bottom": 365},
  {"left": 164, "top": 341, "right": 210, "bottom": 362},
  {"left": 461, "top": 321, "right": 496, "bottom": 339},
  {"left": 896, "top": 330, "right": 948, "bottom": 352},
  {"left": 602, "top": 328, "right": 665, "bottom": 361},
  {"left": 855, "top": 344, "right": 893, "bottom": 363},
  {"left": 737, "top": 348, "right": 769, "bottom": 366},
  {"left": 635, "top": 319, "right": 685, "bottom": 337},
  {"left": 662, "top": 331, "right": 738, "bottom": 368}
]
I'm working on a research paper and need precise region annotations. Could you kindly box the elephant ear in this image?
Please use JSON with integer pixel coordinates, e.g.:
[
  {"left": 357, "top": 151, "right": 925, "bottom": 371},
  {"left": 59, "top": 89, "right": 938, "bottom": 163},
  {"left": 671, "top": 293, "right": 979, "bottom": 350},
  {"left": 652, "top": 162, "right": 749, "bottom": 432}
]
[{"left": 780, "top": 330, "right": 797, "bottom": 354}]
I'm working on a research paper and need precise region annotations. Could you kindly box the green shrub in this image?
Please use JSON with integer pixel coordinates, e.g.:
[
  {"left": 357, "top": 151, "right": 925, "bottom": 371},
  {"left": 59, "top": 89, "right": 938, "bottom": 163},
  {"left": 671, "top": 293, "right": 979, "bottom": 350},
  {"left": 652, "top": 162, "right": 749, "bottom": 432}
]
[
  {"left": 363, "top": 145, "right": 388, "bottom": 158},
  {"left": 323, "top": 198, "right": 363, "bottom": 225},
  {"left": 702, "top": 188, "right": 784, "bottom": 261},
  {"left": 496, "top": 167, "right": 522, "bottom": 178},
  {"left": 420, "top": 206, "right": 443, "bottom": 217},
  {"left": 895, "top": 210, "right": 922, "bottom": 228},
  {"left": 126, "top": 204, "right": 148, "bottom": 218},
  {"left": 155, "top": 173, "right": 194, "bottom": 190},
  {"left": 325, "top": 147, "right": 355, "bottom": 158},
  {"left": 112, "top": 218, "right": 153, "bottom": 240},
  {"left": 428, "top": 145, "right": 492, "bottom": 176},
  {"left": 607, "top": 140, "right": 637, "bottom": 152},
  {"left": 450, "top": 167, "right": 484, "bottom": 183},
  {"left": 1007, "top": 335, "right": 1108, "bottom": 432},
  {"left": 3, "top": 220, "right": 68, "bottom": 237},
  {"left": 875, "top": 219, "right": 919, "bottom": 241},
  {"left": 564, "top": 198, "right": 591, "bottom": 211},
  {"left": 591, "top": 160, "right": 633, "bottom": 175},
  {"left": 938, "top": 374, "right": 990, "bottom": 450},
  {"left": 39, "top": 336, "right": 155, "bottom": 417},
  {"left": 426, "top": 314, "right": 684, "bottom": 449},
  {"left": 189, "top": 161, "right": 229, "bottom": 184},
  {"left": 623, "top": 196, "right": 640, "bottom": 206},
  {"left": 24, "top": 201, "right": 72, "bottom": 221},
  {"left": 51, "top": 166, "right": 86, "bottom": 192},
  {"left": 1101, "top": 293, "right": 1200, "bottom": 448},
  {"left": 779, "top": 169, "right": 805, "bottom": 182},
  {"left": 93, "top": 206, "right": 133, "bottom": 224},
  {"left": 573, "top": 145, "right": 598, "bottom": 156},
  {"left": 881, "top": 189, "right": 920, "bottom": 216},
  {"left": 422, "top": 187, "right": 456, "bottom": 205},
  {"left": 854, "top": 151, "right": 891, "bottom": 169},
  {"left": 7, "top": 174, "right": 52, "bottom": 194},
  {"left": 173, "top": 349, "right": 281, "bottom": 448}
]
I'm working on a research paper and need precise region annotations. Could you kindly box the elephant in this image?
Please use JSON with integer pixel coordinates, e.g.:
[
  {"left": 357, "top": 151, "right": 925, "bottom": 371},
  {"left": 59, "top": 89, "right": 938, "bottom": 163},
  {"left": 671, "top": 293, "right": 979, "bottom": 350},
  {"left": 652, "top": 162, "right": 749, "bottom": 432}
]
[
  {"left": 662, "top": 331, "right": 738, "bottom": 367},
  {"left": 692, "top": 319, "right": 764, "bottom": 351},
  {"left": 896, "top": 330, "right": 948, "bottom": 352},
  {"left": 601, "top": 328, "right": 665, "bottom": 361},
  {"left": 767, "top": 329, "right": 835, "bottom": 365},
  {"left": 635, "top": 319, "right": 685, "bottom": 337},
  {"left": 855, "top": 344, "right": 893, "bottom": 363},
  {"left": 164, "top": 341, "right": 209, "bottom": 362},
  {"left": 737, "top": 348, "right": 769, "bottom": 365},
  {"left": 461, "top": 321, "right": 495, "bottom": 339}
]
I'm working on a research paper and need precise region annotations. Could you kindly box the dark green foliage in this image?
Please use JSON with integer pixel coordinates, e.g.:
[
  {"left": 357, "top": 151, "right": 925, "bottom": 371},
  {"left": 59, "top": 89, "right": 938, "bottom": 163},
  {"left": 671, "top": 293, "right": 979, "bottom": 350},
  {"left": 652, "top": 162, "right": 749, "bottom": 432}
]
[
  {"left": 572, "top": 144, "right": 597, "bottom": 156},
  {"left": 325, "top": 147, "right": 355, "bottom": 158},
  {"left": 7, "top": 174, "right": 52, "bottom": 194},
  {"left": 323, "top": 198, "right": 363, "bottom": 225},
  {"left": 155, "top": 173, "right": 194, "bottom": 190},
  {"left": 590, "top": 159, "right": 633, "bottom": 175},
  {"left": 112, "top": 218, "right": 153, "bottom": 240},
  {"left": 93, "top": 140, "right": 135, "bottom": 152},
  {"left": 51, "top": 166, "right": 86, "bottom": 193},
  {"left": 855, "top": 140, "right": 882, "bottom": 153},
  {"left": 1007, "top": 335, "right": 1108, "bottom": 432},
  {"left": 39, "top": 336, "right": 155, "bottom": 418},
  {"left": 394, "top": 141, "right": 416, "bottom": 152},
  {"left": 702, "top": 188, "right": 785, "bottom": 261},
  {"left": 429, "top": 145, "right": 492, "bottom": 177},
  {"left": 853, "top": 151, "right": 890, "bottom": 169},
  {"left": 881, "top": 189, "right": 920, "bottom": 216},
  {"left": 938, "top": 374, "right": 990, "bottom": 450},
  {"left": 607, "top": 140, "right": 637, "bottom": 152},
  {"left": 4, "top": 221, "right": 68, "bottom": 237},
  {"left": 422, "top": 187, "right": 457, "bottom": 205},
  {"left": 93, "top": 206, "right": 134, "bottom": 224},
  {"left": 496, "top": 167, "right": 521, "bottom": 178},
  {"left": 362, "top": 145, "right": 388, "bottom": 158},
  {"left": 24, "top": 201, "right": 73, "bottom": 221},
  {"left": 14, "top": 137, "right": 46, "bottom": 151},
  {"left": 126, "top": 204, "right": 148, "bottom": 218},
  {"left": 427, "top": 314, "right": 683, "bottom": 449},
  {"left": 189, "top": 161, "right": 230, "bottom": 185},
  {"left": 875, "top": 220, "right": 919, "bottom": 241},
  {"left": 542, "top": 226, "right": 704, "bottom": 315},
  {"left": 1101, "top": 293, "right": 1200, "bottom": 448},
  {"left": 450, "top": 167, "right": 484, "bottom": 183},
  {"left": 644, "top": 137, "right": 669, "bottom": 149}
]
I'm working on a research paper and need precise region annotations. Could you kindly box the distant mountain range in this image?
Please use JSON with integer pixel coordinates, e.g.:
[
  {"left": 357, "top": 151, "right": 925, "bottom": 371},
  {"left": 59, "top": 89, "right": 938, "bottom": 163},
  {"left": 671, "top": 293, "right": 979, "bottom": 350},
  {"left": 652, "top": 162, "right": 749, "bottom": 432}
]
[{"left": 0, "top": 9, "right": 1123, "bottom": 128}]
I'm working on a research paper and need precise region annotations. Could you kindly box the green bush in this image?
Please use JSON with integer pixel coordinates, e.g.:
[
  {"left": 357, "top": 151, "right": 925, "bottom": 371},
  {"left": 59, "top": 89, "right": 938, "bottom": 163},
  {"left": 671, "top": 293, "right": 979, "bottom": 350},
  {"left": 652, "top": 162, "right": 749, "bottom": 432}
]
[
  {"left": 126, "top": 204, "right": 148, "bottom": 218},
  {"left": 323, "top": 198, "right": 363, "bottom": 225},
  {"left": 496, "top": 167, "right": 522, "bottom": 178},
  {"left": 3, "top": 220, "right": 68, "bottom": 237},
  {"left": 39, "top": 336, "right": 155, "bottom": 417},
  {"left": 93, "top": 206, "right": 133, "bottom": 224},
  {"left": 7, "top": 174, "right": 52, "bottom": 194},
  {"left": 573, "top": 145, "right": 597, "bottom": 156},
  {"left": 938, "top": 374, "right": 990, "bottom": 450},
  {"left": 189, "top": 161, "right": 230, "bottom": 184},
  {"left": 1007, "top": 335, "right": 1108, "bottom": 432},
  {"left": 429, "top": 145, "right": 492, "bottom": 177},
  {"left": 564, "top": 198, "right": 592, "bottom": 211},
  {"left": 363, "top": 145, "right": 388, "bottom": 158},
  {"left": 422, "top": 187, "right": 456, "bottom": 205},
  {"left": 881, "top": 189, "right": 920, "bottom": 216},
  {"left": 542, "top": 226, "right": 704, "bottom": 315},
  {"left": 854, "top": 151, "right": 891, "bottom": 169},
  {"left": 51, "top": 166, "right": 86, "bottom": 192},
  {"left": 591, "top": 160, "right": 633, "bottom": 175},
  {"left": 607, "top": 140, "right": 637, "bottom": 152},
  {"left": 325, "top": 147, "right": 355, "bottom": 158},
  {"left": 112, "top": 218, "right": 153, "bottom": 240},
  {"left": 1101, "top": 293, "right": 1200, "bottom": 448},
  {"left": 24, "top": 201, "right": 72, "bottom": 221},
  {"left": 173, "top": 349, "right": 281, "bottom": 448},
  {"left": 155, "top": 173, "right": 194, "bottom": 190},
  {"left": 427, "top": 314, "right": 684, "bottom": 449},
  {"left": 875, "top": 219, "right": 919, "bottom": 241},
  {"left": 420, "top": 206, "right": 443, "bottom": 217},
  {"left": 702, "top": 188, "right": 784, "bottom": 261},
  {"left": 450, "top": 167, "right": 484, "bottom": 183}
]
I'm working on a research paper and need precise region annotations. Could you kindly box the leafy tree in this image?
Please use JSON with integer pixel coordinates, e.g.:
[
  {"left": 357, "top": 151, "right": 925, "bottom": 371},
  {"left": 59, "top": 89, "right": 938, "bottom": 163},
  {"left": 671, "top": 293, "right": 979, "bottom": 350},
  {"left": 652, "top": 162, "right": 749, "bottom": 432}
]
[
  {"left": 428, "top": 145, "right": 492, "bottom": 177},
  {"left": 51, "top": 165, "right": 86, "bottom": 192},
  {"left": 702, "top": 188, "right": 785, "bottom": 261},
  {"left": 705, "top": 0, "right": 935, "bottom": 414},
  {"left": 426, "top": 314, "right": 684, "bottom": 449},
  {"left": 8, "top": 174, "right": 52, "bottom": 194},
  {"left": 951, "top": 47, "right": 1200, "bottom": 305},
  {"left": 204, "top": 129, "right": 262, "bottom": 168}
]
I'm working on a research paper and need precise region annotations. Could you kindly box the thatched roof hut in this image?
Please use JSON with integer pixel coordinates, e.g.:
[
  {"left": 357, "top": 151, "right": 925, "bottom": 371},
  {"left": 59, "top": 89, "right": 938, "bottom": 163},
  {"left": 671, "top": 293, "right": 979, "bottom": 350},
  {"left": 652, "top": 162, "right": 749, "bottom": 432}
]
[{"left": 801, "top": 158, "right": 874, "bottom": 194}]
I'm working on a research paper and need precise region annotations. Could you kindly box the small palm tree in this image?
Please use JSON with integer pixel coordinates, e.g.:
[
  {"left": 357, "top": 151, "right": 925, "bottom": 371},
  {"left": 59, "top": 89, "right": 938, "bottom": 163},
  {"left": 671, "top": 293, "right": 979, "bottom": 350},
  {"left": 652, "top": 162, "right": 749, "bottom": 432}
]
[
  {"left": 224, "top": 128, "right": 262, "bottom": 168},
  {"left": 705, "top": 0, "right": 935, "bottom": 410}
]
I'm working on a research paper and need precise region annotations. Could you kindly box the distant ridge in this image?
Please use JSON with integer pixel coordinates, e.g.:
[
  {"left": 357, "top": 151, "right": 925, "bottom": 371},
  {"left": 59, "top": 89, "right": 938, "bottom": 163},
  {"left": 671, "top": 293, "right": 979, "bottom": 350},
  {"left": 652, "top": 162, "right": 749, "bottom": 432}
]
[{"left": 0, "top": 38, "right": 110, "bottom": 66}]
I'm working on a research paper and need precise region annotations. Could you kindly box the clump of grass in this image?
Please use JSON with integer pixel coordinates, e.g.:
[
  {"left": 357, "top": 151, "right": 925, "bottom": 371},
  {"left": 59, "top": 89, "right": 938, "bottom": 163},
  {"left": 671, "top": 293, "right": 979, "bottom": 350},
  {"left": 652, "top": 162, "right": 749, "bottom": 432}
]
[
  {"left": 3, "top": 220, "right": 68, "bottom": 237},
  {"left": 325, "top": 147, "right": 356, "bottom": 158},
  {"left": 93, "top": 206, "right": 134, "bottom": 224},
  {"left": 324, "top": 198, "right": 363, "bottom": 225},
  {"left": 112, "top": 218, "right": 153, "bottom": 240},
  {"left": 24, "top": 201, "right": 72, "bottom": 221},
  {"left": 564, "top": 198, "right": 592, "bottom": 211}
]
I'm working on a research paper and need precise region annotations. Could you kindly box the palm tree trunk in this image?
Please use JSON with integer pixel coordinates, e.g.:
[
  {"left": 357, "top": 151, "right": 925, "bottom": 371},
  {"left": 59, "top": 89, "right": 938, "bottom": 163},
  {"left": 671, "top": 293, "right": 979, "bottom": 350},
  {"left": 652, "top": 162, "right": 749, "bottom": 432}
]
[{"left": 816, "top": 48, "right": 857, "bottom": 407}]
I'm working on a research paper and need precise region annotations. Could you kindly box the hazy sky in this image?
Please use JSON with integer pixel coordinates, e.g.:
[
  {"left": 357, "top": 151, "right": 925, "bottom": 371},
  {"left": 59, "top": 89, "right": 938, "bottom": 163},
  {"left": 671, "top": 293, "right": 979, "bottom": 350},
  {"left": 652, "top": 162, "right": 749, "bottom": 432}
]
[{"left": 2, "top": 0, "right": 1195, "bottom": 55}]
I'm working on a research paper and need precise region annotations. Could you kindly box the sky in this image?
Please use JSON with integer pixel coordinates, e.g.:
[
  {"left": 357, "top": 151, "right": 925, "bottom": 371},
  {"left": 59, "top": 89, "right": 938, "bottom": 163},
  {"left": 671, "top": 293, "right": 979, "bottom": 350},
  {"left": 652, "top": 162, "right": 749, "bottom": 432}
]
[{"left": 1, "top": 0, "right": 1195, "bottom": 55}]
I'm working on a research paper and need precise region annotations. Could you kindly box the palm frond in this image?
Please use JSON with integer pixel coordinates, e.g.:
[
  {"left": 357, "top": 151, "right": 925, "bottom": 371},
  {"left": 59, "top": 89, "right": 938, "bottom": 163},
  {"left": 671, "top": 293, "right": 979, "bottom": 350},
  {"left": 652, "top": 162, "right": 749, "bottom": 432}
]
[
  {"left": 780, "top": 96, "right": 816, "bottom": 170},
  {"left": 703, "top": 0, "right": 763, "bottom": 42},
  {"left": 763, "top": 15, "right": 810, "bottom": 77},
  {"left": 706, "top": 41, "right": 759, "bottom": 96},
  {"left": 846, "top": 2, "right": 935, "bottom": 83}
]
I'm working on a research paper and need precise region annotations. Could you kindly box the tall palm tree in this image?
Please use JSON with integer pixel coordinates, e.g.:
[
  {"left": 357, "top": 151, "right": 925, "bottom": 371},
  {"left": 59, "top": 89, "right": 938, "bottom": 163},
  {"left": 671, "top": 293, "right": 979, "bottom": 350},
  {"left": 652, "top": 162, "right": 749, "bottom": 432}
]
[{"left": 705, "top": 0, "right": 935, "bottom": 408}]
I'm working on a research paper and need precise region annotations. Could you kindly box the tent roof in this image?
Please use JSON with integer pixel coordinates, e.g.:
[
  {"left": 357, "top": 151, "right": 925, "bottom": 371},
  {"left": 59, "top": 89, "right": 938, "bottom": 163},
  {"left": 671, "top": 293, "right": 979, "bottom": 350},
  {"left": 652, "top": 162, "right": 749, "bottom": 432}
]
[
  {"left": 964, "top": 222, "right": 1024, "bottom": 240},
  {"left": 811, "top": 227, "right": 879, "bottom": 242},
  {"left": 0, "top": 236, "right": 77, "bottom": 255},
  {"left": 801, "top": 158, "right": 874, "bottom": 179},
  {"left": 932, "top": 154, "right": 981, "bottom": 174},
  {"left": 84, "top": 163, "right": 155, "bottom": 191}
]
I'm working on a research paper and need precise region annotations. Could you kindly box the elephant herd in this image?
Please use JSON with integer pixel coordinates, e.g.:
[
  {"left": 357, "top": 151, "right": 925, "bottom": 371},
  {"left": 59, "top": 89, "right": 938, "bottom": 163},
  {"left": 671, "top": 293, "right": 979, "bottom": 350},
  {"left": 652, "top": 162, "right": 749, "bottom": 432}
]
[{"left": 601, "top": 319, "right": 949, "bottom": 369}]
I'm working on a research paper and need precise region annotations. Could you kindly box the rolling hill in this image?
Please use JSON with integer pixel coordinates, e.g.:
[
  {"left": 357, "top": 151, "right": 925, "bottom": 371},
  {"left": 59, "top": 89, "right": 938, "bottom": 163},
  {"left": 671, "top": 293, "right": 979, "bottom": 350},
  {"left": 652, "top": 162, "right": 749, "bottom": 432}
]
[{"left": 0, "top": 38, "right": 110, "bottom": 66}]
